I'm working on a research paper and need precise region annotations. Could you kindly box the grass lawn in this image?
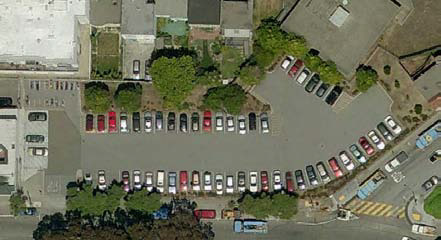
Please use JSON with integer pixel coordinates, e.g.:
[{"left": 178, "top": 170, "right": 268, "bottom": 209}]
[
  {"left": 253, "top": 0, "right": 283, "bottom": 27},
  {"left": 221, "top": 46, "right": 243, "bottom": 79},
  {"left": 97, "top": 33, "right": 119, "bottom": 56},
  {"left": 92, "top": 55, "right": 121, "bottom": 79},
  {"left": 424, "top": 186, "right": 441, "bottom": 219}
]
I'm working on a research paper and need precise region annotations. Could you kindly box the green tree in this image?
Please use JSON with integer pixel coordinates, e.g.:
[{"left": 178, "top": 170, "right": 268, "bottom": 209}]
[
  {"left": 285, "top": 35, "right": 309, "bottom": 58},
  {"left": 125, "top": 190, "right": 161, "bottom": 213},
  {"left": 202, "top": 84, "right": 247, "bottom": 115},
  {"left": 255, "top": 18, "right": 286, "bottom": 56},
  {"left": 414, "top": 104, "right": 423, "bottom": 115},
  {"left": 253, "top": 45, "right": 277, "bottom": 70},
  {"left": 84, "top": 82, "right": 112, "bottom": 113},
  {"left": 319, "top": 61, "right": 343, "bottom": 84},
  {"left": 239, "top": 193, "right": 298, "bottom": 219},
  {"left": 356, "top": 65, "right": 378, "bottom": 92},
  {"left": 151, "top": 56, "right": 196, "bottom": 108},
  {"left": 239, "top": 65, "right": 264, "bottom": 86},
  {"left": 9, "top": 190, "right": 26, "bottom": 215},
  {"left": 114, "top": 83, "right": 142, "bottom": 112},
  {"left": 304, "top": 53, "right": 323, "bottom": 72}
]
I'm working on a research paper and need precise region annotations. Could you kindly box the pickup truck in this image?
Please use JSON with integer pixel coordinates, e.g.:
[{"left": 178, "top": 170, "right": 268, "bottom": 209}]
[
  {"left": 384, "top": 151, "right": 408, "bottom": 173},
  {"left": 411, "top": 224, "right": 436, "bottom": 236}
]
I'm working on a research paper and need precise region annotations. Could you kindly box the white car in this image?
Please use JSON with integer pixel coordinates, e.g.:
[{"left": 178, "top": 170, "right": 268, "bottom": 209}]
[
  {"left": 133, "top": 170, "right": 142, "bottom": 190},
  {"left": 144, "top": 112, "right": 153, "bottom": 133},
  {"left": 260, "top": 113, "right": 270, "bottom": 134},
  {"left": 215, "top": 112, "right": 224, "bottom": 131},
  {"left": 28, "top": 147, "right": 48, "bottom": 156},
  {"left": 385, "top": 115, "right": 402, "bottom": 135},
  {"left": 145, "top": 172, "right": 154, "bottom": 192},
  {"left": 273, "top": 170, "right": 282, "bottom": 191},
  {"left": 204, "top": 171, "right": 212, "bottom": 191},
  {"left": 368, "top": 130, "right": 385, "bottom": 150},
  {"left": 156, "top": 170, "right": 165, "bottom": 193},
  {"left": 97, "top": 170, "right": 107, "bottom": 191},
  {"left": 226, "top": 115, "right": 235, "bottom": 132},
  {"left": 339, "top": 151, "right": 355, "bottom": 171},
  {"left": 296, "top": 68, "right": 310, "bottom": 85},
  {"left": 226, "top": 175, "right": 234, "bottom": 193},
  {"left": 249, "top": 171, "right": 258, "bottom": 193},
  {"left": 192, "top": 171, "right": 201, "bottom": 191},
  {"left": 238, "top": 115, "right": 247, "bottom": 135},
  {"left": 120, "top": 113, "right": 129, "bottom": 133},
  {"left": 215, "top": 174, "right": 223, "bottom": 195},
  {"left": 281, "top": 56, "right": 294, "bottom": 70}
]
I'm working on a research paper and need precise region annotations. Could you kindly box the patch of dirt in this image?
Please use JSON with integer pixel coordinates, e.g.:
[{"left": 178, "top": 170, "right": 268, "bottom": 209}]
[
  {"left": 141, "top": 84, "right": 164, "bottom": 111},
  {"left": 242, "top": 94, "right": 270, "bottom": 113},
  {"left": 253, "top": 0, "right": 284, "bottom": 27},
  {"left": 189, "top": 27, "right": 221, "bottom": 42}
]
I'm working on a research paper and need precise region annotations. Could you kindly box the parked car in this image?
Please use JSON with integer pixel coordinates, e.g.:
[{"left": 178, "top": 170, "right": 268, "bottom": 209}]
[
  {"left": 180, "top": 171, "right": 188, "bottom": 192},
  {"left": 145, "top": 172, "right": 154, "bottom": 191},
  {"left": 296, "top": 68, "right": 310, "bottom": 85},
  {"left": 294, "top": 170, "right": 306, "bottom": 190},
  {"left": 368, "top": 130, "right": 385, "bottom": 150},
  {"left": 349, "top": 144, "right": 367, "bottom": 164},
  {"left": 144, "top": 111, "right": 153, "bottom": 133},
  {"left": 377, "top": 122, "right": 393, "bottom": 141},
  {"left": 316, "top": 162, "right": 331, "bottom": 183},
  {"left": 28, "top": 147, "right": 48, "bottom": 156},
  {"left": 180, "top": 113, "right": 188, "bottom": 133},
  {"left": 84, "top": 173, "right": 92, "bottom": 185},
  {"left": 260, "top": 112, "right": 270, "bottom": 134},
  {"left": 192, "top": 171, "right": 201, "bottom": 191},
  {"left": 226, "top": 115, "right": 235, "bottom": 132},
  {"left": 315, "top": 83, "right": 330, "bottom": 98},
  {"left": 305, "top": 74, "right": 320, "bottom": 93},
  {"left": 359, "top": 136, "right": 375, "bottom": 155},
  {"left": 249, "top": 171, "right": 258, "bottom": 193},
  {"left": 157, "top": 170, "right": 165, "bottom": 193},
  {"left": 325, "top": 86, "right": 343, "bottom": 106},
  {"left": 133, "top": 170, "right": 142, "bottom": 190},
  {"left": 97, "top": 115, "right": 105, "bottom": 132},
  {"left": 25, "top": 135, "right": 44, "bottom": 143},
  {"left": 384, "top": 151, "right": 409, "bottom": 173},
  {"left": 167, "top": 112, "right": 176, "bottom": 131},
  {"left": 237, "top": 171, "right": 246, "bottom": 192},
  {"left": 203, "top": 111, "right": 212, "bottom": 132},
  {"left": 248, "top": 112, "right": 257, "bottom": 131},
  {"left": 216, "top": 174, "right": 223, "bottom": 195},
  {"left": 285, "top": 171, "right": 295, "bottom": 193},
  {"left": 120, "top": 112, "right": 129, "bottom": 133},
  {"left": 215, "top": 112, "right": 224, "bottom": 131},
  {"left": 261, "top": 171, "right": 269, "bottom": 192},
  {"left": 145, "top": 60, "right": 152, "bottom": 82},
  {"left": 430, "top": 150, "right": 441, "bottom": 163},
  {"left": 132, "top": 112, "right": 141, "bottom": 133},
  {"left": 339, "top": 151, "right": 355, "bottom": 171},
  {"left": 305, "top": 165, "right": 318, "bottom": 186},
  {"left": 385, "top": 115, "right": 402, "bottom": 135},
  {"left": 273, "top": 170, "right": 282, "bottom": 191},
  {"left": 108, "top": 111, "right": 117, "bottom": 133},
  {"left": 97, "top": 170, "right": 106, "bottom": 191},
  {"left": 133, "top": 60, "right": 140, "bottom": 79},
  {"left": 288, "top": 59, "right": 304, "bottom": 78},
  {"left": 328, "top": 158, "right": 343, "bottom": 178},
  {"left": 422, "top": 176, "right": 439, "bottom": 191},
  {"left": 238, "top": 115, "right": 247, "bottom": 135},
  {"left": 168, "top": 172, "right": 177, "bottom": 194},
  {"left": 226, "top": 175, "right": 234, "bottom": 193},
  {"left": 122, "top": 171, "right": 130, "bottom": 192},
  {"left": 191, "top": 112, "right": 200, "bottom": 132},
  {"left": 86, "top": 114, "right": 93, "bottom": 132},
  {"left": 28, "top": 112, "right": 47, "bottom": 121},
  {"left": 155, "top": 111, "right": 163, "bottom": 131},
  {"left": 194, "top": 209, "right": 216, "bottom": 219},
  {"left": 204, "top": 171, "right": 212, "bottom": 191},
  {"left": 281, "top": 56, "right": 294, "bottom": 70}
]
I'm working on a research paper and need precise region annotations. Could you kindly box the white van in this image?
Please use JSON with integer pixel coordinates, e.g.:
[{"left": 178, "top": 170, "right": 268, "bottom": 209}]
[
  {"left": 281, "top": 56, "right": 295, "bottom": 70},
  {"left": 157, "top": 170, "right": 165, "bottom": 193}
]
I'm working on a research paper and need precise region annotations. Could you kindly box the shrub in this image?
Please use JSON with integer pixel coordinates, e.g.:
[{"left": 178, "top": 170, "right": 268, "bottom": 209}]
[
  {"left": 356, "top": 65, "right": 378, "bottom": 92},
  {"left": 414, "top": 104, "right": 423, "bottom": 115}
]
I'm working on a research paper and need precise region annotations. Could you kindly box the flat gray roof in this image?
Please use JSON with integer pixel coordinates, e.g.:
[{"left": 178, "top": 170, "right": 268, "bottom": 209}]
[
  {"left": 221, "top": 0, "right": 253, "bottom": 30},
  {"left": 90, "top": 0, "right": 122, "bottom": 26},
  {"left": 155, "top": 0, "right": 188, "bottom": 19},
  {"left": 122, "top": 0, "right": 156, "bottom": 35},
  {"left": 188, "top": 0, "right": 221, "bottom": 25},
  {"left": 0, "top": 109, "right": 18, "bottom": 187},
  {"left": 415, "top": 64, "right": 441, "bottom": 100},
  {"left": 282, "top": 0, "right": 399, "bottom": 77}
]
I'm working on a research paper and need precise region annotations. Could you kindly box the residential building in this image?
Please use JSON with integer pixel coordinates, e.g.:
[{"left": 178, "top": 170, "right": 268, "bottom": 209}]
[
  {"left": 0, "top": 109, "right": 18, "bottom": 194},
  {"left": 155, "top": 0, "right": 188, "bottom": 21}
]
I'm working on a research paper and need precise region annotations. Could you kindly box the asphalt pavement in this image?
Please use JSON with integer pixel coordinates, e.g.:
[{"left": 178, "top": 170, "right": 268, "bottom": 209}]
[{"left": 0, "top": 217, "right": 38, "bottom": 240}]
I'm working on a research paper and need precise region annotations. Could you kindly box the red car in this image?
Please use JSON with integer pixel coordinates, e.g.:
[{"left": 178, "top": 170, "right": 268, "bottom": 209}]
[
  {"left": 285, "top": 171, "right": 294, "bottom": 193},
  {"left": 288, "top": 59, "right": 304, "bottom": 77},
  {"left": 359, "top": 136, "right": 375, "bottom": 155},
  {"left": 203, "top": 111, "right": 212, "bottom": 132},
  {"left": 86, "top": 114, "right": 93, "bottom": 132},
  {"left": 194, "top": 209, "right": 216, "bottom": 219},
  {"left": 180, "top": 171, "right": 188, "bottom": 192},
  {"left": 328, "top": 158, "right": 343, "bottom": 178},
  {"left": 108, "top": 111, "right": 117, "bottom": 133},
  {"left": 261, "top": 171, "right": 269, "bottom": 192},
  {"left": 97, "top": 115, "right": 105, "bottom": 132}
]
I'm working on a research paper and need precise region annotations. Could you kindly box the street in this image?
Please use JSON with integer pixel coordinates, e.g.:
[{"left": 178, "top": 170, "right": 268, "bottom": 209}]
[{"left": 0, "top": 217, "right": 38, "bottom": 240}]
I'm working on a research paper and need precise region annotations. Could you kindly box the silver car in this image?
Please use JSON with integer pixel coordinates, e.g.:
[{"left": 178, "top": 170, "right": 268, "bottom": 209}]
[
  {"left": 204, "top": 171, "right": 212, "bottom": 191},
  {"left": 145, "top": 172, "right": 154, "bottom": 191},
  {"left": 226, "top": 115, "right": 235, "bottom": 132},
  {"left": 216, "top": 174, "right": 223, "bottom": 195},
  {"left": 238, "top": 115, "right": 247, "bottom": 135},
  {"left": 120, "top": 112, "right": 129, "bottom": 133},
  {"left": 168, "top": 172, "right": 177, "bottom": 194},
  {"left": 155, "top": 111, "right": 163, "bottom": 131},
  {"left": 260, "top": 112, "right": 270, "bottom": 134},
  {"left": 215, "top": 112, "right": 224, "bottom": 131},
  {"left": 144, "top": 112, "right": 153, "bottom": 133}
]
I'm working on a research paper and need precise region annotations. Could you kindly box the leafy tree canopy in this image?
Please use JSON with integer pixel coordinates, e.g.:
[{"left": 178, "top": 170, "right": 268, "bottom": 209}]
[
  {"left": 125, "top": 190, "right": 161, "bottom": 213},
  {"left": 356, "top": 65, "right": 378, "bottom": 92},
  {"left": 239, "top": 65, "right": 264, "bottom": 86},
  {"left": 202, "top": 84, "right": 247, "bottom": 115},
  {"left": 239, "top": 193, "right": 298, "bottom": 219},
  {"left": 84, "top": 82, "right": 112, "bottom": 113},
  {"left": 114, "top": 83, "right": 142, "bottom": 112}
]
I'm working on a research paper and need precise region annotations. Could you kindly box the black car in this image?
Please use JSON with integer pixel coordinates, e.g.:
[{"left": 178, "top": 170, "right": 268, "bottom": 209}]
[
  {"left": 25, "top": 135, "right": 45, "bottom": 143},
  {"left": 377, "top": 122, "right": 393, "bottom": 141},
  {"left": 248, "top": 112, "right": 257, "bottom": 131},
  {"left": 0, "top": 97, "right": 13, "bottom": 108},
  {"left": 305, "top": 165, "right": 318, "bottom": 186},
  {"left": 28, "top": 112, "right": 47, "bottom": 121},
  {"left": 85, "top": 114, "right": 93, "bottom": 132},
  {"left": 305, "top": 74, "right": 320, "bottom": 93},
  {"left": 294, "top": 170, "right": 306, "bottom": 190},
  {"left": 325, "top": 86, "right": 342, "bottom": 105},
  {"left": 156, "top": 111, "right": 163, "bottom": 131},
  {"left": 179, "top": 113, "right": 188, "bottom": 133},
  {"left": 132, "top": 112, "right": 141, "bottom": 132},
  {"left": 191, "top": 112, "right": 199, "bottom": 132},
  {"left": 167, "top": 112, "right": 176, "bottom": 131},
  {"left": 315, "top": 83, "right": 330, "bottom": 98}
]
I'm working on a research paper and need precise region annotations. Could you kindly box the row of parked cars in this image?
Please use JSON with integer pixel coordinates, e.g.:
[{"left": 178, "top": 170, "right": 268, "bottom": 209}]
[
  {"left": 281, "top": 56, "right": 343, "bottom": 106},
  {"left": 85, "top": 111, "right": 270, "bottom": 134},
  {"left": 26, "top": 112, "right": 49, "bottom": 157}
]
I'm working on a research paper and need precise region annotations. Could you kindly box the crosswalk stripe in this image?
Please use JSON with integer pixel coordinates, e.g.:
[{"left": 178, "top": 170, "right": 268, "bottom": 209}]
[
  {"left": 353, "top": 201, "right": 374, "bottom": 213},
  {"left": 362, "top": 203, "right": 384, "bottom": 215},
  {"left": 345, "top": 199, "right": 359, "bottom": 209},
  {"left": 376, "top": 205, "right": 393, "bottom": 216},
  {"left": 352, "top": 201, "right": 366, "bottom": 210},
  {"left": 398, "top": 211, "right": 406, "bottom": 219},
  {"left": 385, "top": 206, "right": 401, "bottom": 217},
  {"left": 366, "top": 203, "right": 387, "bottom": 215},
  {"left": 395, "top": 207, "right": 406, "bottom": 217}
]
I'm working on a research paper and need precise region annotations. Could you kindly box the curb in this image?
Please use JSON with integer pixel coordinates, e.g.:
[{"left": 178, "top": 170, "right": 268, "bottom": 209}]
[
  {"left": 295, "top": 218, "right": 337, "bottom": 226},
  {"left": 405, "top": 196, "right": 415, "bottom": 225}
]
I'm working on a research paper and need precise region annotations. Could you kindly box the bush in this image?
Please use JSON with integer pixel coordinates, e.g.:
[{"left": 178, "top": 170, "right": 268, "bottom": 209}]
[
  {"left": 202, "top": 84, "right": 247, "bottom": 115},
  {"left": 239, "top": 193, "right": 298, "bottom": 219},
  {"left": 84, "top": 82, "right": 112, "bottom": 113},
  {"left": 9, "top": 191, "right": 26, "bottom": 215},
  {"left": 125, "top": 190, "right": 161, "bottom": 213},
  {"left": 394, "top": 79, "right": 400, "bottom": 88},
  {"left": 383, "top": 65, "right": 391, "bottom": 75},
  {"left": 414, "top": 104, "right": 423, "bottom": 115},
  {"left": 239, "top": 65, "right": 264, "bottom": 86},
  {"left": 114, "top": 83, "right": 142, "bottom": 112},
  {"left": 356, "top": 65, "right": 378, "bottom": 92}
]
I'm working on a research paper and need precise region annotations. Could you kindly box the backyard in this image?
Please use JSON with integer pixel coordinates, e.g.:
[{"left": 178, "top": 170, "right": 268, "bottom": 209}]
[
  {"left": 91, "top": 29, "right": 121, "bottom": 80},
  {"left": 253, "top": 0, "right": 284, "bottom": 27}
]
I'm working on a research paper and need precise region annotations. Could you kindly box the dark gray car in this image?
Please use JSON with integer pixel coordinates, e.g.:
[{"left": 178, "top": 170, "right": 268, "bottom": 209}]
[
  {"left": 305, "top": 74, "right": 320, "bottom": 93},
  {"left": 132, "top": 112, "right": 141, "bottom": 133},
  {"left": 156, "top": 111, "right": 163, "bottom": 131},
  {"left": 180, "top": 113, "right": 188, "bottom": 133}
]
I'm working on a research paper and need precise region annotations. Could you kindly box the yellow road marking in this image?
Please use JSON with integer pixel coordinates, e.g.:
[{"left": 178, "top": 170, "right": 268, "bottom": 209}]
[
  {"left": 369, "top": 204, "right": 389, "bottom": 216},
  {"left": 398, "top": 211, "right": 406, "bottom": 219},
  {"left": 345, "top": 199, "right": 359, "bottom": 209},
  {"left": 386, "top": 206, "right": 401, "bottom": 217},
  {"left": 395, "top": 207, "right": 406, "bottom": 218},
  {"left": 353, "top": 201, "right": 374, "bottom": 214},
  {"left": 376, "top": 205, "right": 393, "bottom": 216},
  {"left": 351, "top": 200, "right": 366, "bottom": 210},
  {"left": 362, "top": 203, "right": 384, "bottom": 215}
]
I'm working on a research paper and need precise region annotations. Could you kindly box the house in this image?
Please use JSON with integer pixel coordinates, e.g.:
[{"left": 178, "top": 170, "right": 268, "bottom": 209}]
[
  {"left": 221, "top": 0, "right": 253, "bottom": 54},
  {"left": 155, "top": 0, "right": 188, "bottom": 21},
  {"left": 0, "top": 109, "right": 18, "bottom": 194},
  {"left": 89, "top": 0, "right": 122, "bottom": 27},
  {"left": 187, "top": 0, "right": 221, "bottom": 41}
]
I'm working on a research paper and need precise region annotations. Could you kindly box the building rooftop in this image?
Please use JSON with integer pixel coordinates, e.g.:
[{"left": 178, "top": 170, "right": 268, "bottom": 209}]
[
  {"left": 155, "top": 0, "right": 188, "bottom": 20},
  {"left": 90, "top": 0, "right": 122, "bottom": 26},
  {"left": 0, "top": 0, "right": 86, "bottom": 66},
  {"left": 0, "top": 109, "right": 18, "bottom": 189},
  {"left": 415, "top": 64, "right": 441, "bottom": 101},
  {"left": 188, "top": 0, "right": 221, "bottom": 25},
  {"left": 281, "top": 0, "right": 400, "bottom": 77},
  {"left": 122, "top": 0, "right": 156, "bottom": 35},
  {"left": 221, "top": 0, "right": 253, "bottom": 30}
]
